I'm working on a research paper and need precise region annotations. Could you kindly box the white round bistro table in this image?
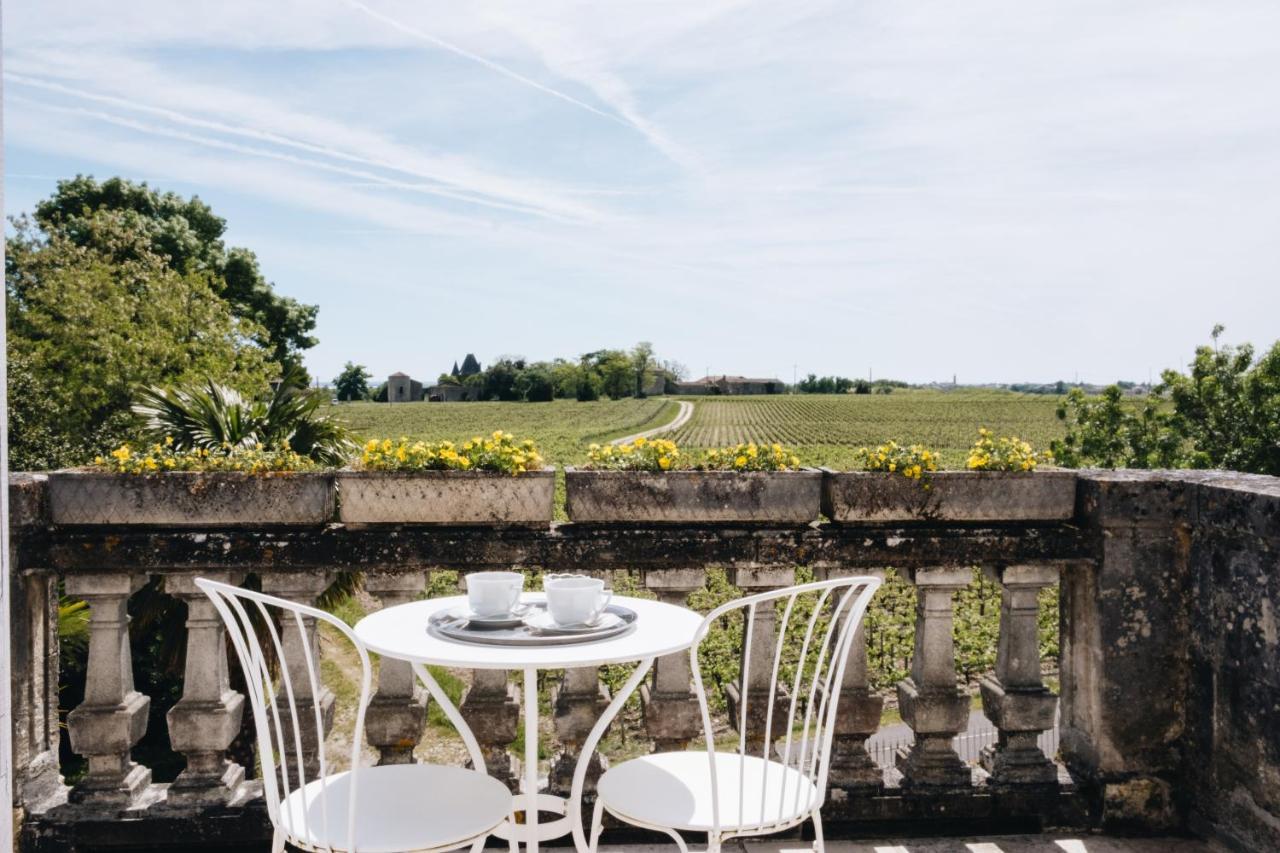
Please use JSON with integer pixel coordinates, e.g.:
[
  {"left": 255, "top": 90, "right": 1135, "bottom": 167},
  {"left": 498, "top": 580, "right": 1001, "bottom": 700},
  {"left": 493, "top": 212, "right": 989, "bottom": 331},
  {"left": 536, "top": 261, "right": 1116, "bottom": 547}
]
[{"left": 354, "top": 594, "right": 703, "bottom": 853}]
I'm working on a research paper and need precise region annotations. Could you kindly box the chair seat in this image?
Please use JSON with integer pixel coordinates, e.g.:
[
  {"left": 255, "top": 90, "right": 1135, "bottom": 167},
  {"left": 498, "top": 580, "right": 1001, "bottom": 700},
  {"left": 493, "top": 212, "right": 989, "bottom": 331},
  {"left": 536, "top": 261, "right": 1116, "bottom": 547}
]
[
  {"left": 279, "top": 763, "right": 510, "bottom": 853},
  {"left": 596, "top": 751, "right": 820, "bottom": 833}
]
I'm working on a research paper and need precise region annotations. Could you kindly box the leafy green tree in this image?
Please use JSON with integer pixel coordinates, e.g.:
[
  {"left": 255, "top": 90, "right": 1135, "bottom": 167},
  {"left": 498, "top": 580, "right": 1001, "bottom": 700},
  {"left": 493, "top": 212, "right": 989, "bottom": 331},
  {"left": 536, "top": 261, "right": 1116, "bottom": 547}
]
[
  {"left": 631, "top": 341, "right": 656, "bottom": 397},
  {"left": 31, "top": 175, "right": 317, "bottom": 374},
  {"left": 1161, "top": 326, "right": 1280, "bottom": 474},
  {"left": 517, "top": 365, "right": 555, "bottom": 402},
  {"left": 333, "top": 362, "right": 372, "bottom": 402},
  {"left": 798, "top": 374, "right": 855, "bottom": 394},
  {"left": 1051, "top": 386, "right": 1181, "bottom": 469},
  {"left": 1053, "top": 328, "right": 1280, "bottom": 474},
  {"left": 6, "top": 212, "right": 277, "bottom": 469},
  {"left": 580, "top": 349, "right": 634, "bottom": 399},
  {"left": 575, "top": 369, "right": 601, "bottom": 402}
]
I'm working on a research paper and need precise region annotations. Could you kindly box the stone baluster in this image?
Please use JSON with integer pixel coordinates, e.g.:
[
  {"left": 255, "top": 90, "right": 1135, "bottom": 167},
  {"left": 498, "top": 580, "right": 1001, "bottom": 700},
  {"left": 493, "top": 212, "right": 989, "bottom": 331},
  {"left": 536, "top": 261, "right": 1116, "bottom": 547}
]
[
  {"left": 364, "top": 571, "right": 428, "bottom": 765},
  {"left": 895, "top": 566, "right": 972, "bottom": 787},
  {"left": 726, "top": 567, "right": 795, "bottom": 753},
  {"left": 260, "top": 572, "right": 336, "bottom": 783},
  {"left": 164, "top": 572, "right": 247, "bottom": 806},
  {"left": 461, "top": 668, "right": 520, "bottom": 789},
  {"left": 640, "top": 568, "right": 706, "bottom": 751},
  {"left": 549, "top": 665, "right": 609, "bottom": 794},
  {"left": 64, "top": 573, "right": 152, "bottom": 808},
  {"left": 9, "top": 572, "right": 67, "bottom": 811},
  {"left": 979, "top": 563, "right": 1060, "bottom": 785},
  {"left": 819, "top": 568, "right": 886, "bottom": 792}
]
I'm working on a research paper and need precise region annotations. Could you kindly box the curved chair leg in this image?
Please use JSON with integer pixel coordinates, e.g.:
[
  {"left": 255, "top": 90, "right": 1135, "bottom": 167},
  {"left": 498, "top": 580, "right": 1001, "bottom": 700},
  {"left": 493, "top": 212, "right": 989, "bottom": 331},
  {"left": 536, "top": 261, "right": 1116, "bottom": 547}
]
[
  {"left": 659, "top": 826, "right": 689, "bottom": 853},
  {"left": 811, "top": 808, "right": 825, "bottom": 853},
  {"left": 470, "top": 835, "right": 488, "bottom": 853},
  {"left": 270, "top": 827, "right": 286, "bottom": 853},
  {"left": 588, "top": 799, "right": 605, "bottom": 853}
]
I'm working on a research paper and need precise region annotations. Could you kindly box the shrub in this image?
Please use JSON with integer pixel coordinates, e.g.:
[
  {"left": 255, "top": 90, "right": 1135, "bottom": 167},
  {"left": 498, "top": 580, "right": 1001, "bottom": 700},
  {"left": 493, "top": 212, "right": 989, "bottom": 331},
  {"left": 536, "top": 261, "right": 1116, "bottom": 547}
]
[
  {"left": 359, "top": 431, "right": 543, "bottom": 475},
  {"left": 966, "top": 428, "right": 1052, "bottom": 471},
  {"left": 133, "top": 368, "right": 355, "bottom": 465}
]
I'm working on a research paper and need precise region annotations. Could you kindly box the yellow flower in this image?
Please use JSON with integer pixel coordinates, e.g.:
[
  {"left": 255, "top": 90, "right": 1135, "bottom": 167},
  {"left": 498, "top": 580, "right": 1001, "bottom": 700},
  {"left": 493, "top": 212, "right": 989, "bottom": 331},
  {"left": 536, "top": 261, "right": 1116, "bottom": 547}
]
[
  {"left": 659, "top": 456, "right": 671, "bottom": 470},
  {"left": 734, "top": 455, "right": 747, "bottom": 468}
]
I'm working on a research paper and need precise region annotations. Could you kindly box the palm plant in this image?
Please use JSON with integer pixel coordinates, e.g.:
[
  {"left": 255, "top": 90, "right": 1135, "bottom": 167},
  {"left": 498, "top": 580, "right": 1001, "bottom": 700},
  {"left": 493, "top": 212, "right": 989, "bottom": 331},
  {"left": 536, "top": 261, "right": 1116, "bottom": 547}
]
[{"left": 133, "top": 368, "right": 355, "bottom": 465}]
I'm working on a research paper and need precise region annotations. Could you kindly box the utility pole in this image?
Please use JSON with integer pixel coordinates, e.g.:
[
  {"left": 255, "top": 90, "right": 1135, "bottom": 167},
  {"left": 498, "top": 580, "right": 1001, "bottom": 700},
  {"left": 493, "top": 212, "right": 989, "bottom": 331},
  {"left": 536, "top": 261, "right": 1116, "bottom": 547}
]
[{"left": 792, "top": 363, "right": 797, "bottom": 392}]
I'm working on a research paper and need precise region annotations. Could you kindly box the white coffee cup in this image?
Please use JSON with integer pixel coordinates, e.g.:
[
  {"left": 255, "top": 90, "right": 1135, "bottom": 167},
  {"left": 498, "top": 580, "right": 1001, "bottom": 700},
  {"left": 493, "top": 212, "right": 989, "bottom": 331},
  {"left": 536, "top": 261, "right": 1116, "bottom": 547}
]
[
  {"left": 544, "top": 574, "right": 612, "bottom": 627},
  {"left": 466, "top": 571, "right": 524, "bottom": 618}
]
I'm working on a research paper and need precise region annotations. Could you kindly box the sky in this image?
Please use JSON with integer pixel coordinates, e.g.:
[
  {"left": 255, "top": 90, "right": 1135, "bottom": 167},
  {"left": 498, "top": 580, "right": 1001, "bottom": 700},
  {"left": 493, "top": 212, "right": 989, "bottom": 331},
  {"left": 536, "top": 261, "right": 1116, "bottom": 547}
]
[{"left": 5, "top": 0, "right": 1280, "bottom": 386}]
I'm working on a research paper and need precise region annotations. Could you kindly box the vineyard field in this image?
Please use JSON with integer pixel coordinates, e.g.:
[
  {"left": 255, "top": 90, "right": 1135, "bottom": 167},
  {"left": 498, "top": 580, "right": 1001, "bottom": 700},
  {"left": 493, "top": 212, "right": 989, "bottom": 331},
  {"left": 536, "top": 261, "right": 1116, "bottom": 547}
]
[
  {"left": 333, "top": 398, "right": 677, "bottom": 464},
  {"left": 664, "top": 391, "right": 1065, "bottom": 468}
]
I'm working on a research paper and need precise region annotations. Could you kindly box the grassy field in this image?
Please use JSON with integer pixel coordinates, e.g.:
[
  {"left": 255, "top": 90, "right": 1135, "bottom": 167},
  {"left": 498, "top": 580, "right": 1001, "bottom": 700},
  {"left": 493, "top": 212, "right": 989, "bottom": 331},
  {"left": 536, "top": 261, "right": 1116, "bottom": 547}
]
[
  {"left": 334, "top": 398, "right": 678, "bottom": 464},
  {"left": 666, "top": 390, "right": 1065, "bottom": 468},
  {"left": 335, "top": 390, "right": 1065, "bottom": 469}
]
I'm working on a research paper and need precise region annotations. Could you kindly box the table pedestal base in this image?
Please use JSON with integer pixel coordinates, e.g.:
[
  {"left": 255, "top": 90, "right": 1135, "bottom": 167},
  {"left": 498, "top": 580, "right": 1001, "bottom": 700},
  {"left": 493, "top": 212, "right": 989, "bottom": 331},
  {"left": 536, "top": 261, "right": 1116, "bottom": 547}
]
[{"left": 492, "top": 793, "right": 572, "bottom": 843}]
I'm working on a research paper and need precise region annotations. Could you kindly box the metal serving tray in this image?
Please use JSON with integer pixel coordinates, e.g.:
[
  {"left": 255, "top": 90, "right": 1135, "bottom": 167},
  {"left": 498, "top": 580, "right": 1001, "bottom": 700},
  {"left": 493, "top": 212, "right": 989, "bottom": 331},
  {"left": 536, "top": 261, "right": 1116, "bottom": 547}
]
[{"left": 428, "top": 602, "right": 637, "bottom": 647}]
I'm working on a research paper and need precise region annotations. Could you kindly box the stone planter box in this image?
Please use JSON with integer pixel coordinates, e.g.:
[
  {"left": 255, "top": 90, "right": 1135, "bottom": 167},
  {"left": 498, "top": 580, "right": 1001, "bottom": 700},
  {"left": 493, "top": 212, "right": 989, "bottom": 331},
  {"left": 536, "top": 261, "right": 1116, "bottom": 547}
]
[
  {"left": 564, "top": 468, "right": 821, "bottom": 524},
  {"left": 336, "top": 468, "right": 555, "bottom": 525},
  {"left": 821, "top": 470, "right": 1077, "bottom": 523},
  {"left": 46, "top": 471, "right": 335, "bottom": 526}
]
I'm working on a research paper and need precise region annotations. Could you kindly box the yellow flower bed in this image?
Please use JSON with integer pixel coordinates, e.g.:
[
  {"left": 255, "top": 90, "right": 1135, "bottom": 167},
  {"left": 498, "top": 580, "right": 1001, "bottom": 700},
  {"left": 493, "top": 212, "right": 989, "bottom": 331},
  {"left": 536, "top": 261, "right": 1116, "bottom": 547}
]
[
  {"left": 359, "top": 431, "right": 543, "bottom": 475},
  {"left": 695, "top": 442, "right": 801, "bottom": 471},
  {"left": 854, "top": 440, "right": 938, "bottom": 481},
  {"left": 586, "top": 437, "right": 802, "bottom": 472},
  {"left": 966, "top": 428, "right": 1052, "bottom": 471},
  {"left": 585, "top": 436, "right": 679, "bottom": 471},
  {"left": 94, "top": 438, "right": 314, "bottom": 474}
]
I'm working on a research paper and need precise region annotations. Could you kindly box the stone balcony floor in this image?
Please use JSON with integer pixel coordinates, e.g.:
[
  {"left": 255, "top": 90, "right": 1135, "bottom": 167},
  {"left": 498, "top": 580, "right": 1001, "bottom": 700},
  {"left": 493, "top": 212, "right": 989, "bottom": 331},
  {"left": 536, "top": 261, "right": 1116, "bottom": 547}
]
[{"left": 599, "top": 837, "right": 1214, "bottom": 853}]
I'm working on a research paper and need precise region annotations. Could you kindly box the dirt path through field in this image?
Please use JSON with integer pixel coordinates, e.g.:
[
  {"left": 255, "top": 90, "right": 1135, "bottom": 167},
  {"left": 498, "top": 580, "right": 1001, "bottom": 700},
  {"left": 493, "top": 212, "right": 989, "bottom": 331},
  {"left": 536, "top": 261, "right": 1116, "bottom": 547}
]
[{"left": 610, "top": 399, "right": 693, "bottom": 445}]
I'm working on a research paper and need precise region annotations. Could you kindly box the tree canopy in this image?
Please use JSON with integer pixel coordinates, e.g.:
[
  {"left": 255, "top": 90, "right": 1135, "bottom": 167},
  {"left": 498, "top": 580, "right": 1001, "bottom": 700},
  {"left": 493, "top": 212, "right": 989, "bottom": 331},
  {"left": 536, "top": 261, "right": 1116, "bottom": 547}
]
[
  {"left": 1052, "top": 327, "right": 1280, "bottom": 475},
  {"left": 31, "top": 175, "right": 318, "bottom": 374},
  {"left": 6, "top": 210, "right": 278, "bottom": 469},
  {"left": 333, "top": 362, "right": 372, "bottom": 402}
]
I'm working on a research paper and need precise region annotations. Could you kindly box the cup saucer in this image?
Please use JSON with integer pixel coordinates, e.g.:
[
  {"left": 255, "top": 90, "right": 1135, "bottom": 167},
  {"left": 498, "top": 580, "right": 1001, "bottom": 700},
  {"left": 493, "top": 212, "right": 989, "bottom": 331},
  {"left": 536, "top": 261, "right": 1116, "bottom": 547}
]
[
  {"left": 524, "top": 608, "right": 623, "bottom": 634},
  {"left": 448, "top": 603, "right": 529, "bottom": 629}
]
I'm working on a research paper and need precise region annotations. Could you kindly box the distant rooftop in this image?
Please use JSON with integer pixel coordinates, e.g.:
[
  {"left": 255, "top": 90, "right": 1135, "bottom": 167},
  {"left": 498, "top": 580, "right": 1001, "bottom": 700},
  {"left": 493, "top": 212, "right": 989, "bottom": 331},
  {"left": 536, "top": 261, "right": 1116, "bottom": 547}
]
[{"left": 684, "top": 375, "right": 784, "bottom": 384}]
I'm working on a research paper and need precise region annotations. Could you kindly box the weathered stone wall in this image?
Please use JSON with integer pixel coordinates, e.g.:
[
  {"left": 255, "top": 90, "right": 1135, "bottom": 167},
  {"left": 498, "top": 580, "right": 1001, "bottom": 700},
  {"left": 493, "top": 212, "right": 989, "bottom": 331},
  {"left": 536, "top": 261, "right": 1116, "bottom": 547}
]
[
  {"left": 1062, "top": 472, "right": 1193, "bottom": 831},
  {"left": 1063, "top": 470, "right": 1280, "bottom": 849},
  {"left": 1182, "top": 473, "right": 1280, "bottom": 851},
  {"left": 9, "top": 469, "right": 1280, "bottom": 851}
]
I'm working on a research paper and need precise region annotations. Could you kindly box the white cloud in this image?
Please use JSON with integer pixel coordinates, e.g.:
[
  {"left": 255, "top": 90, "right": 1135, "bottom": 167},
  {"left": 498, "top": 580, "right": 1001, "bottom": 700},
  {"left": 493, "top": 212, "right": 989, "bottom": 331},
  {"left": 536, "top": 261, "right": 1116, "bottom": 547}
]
[{"left": 6, "top": 0, "right": 1280, "bottom": 382}]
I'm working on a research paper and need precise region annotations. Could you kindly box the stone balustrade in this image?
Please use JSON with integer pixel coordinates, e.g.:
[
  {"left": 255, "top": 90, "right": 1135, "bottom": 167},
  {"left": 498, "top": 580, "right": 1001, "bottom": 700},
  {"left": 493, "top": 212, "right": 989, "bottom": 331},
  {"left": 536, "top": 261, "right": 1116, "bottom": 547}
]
[{"left": 8, "top": 469, "right": 1280, "bottom": 853}]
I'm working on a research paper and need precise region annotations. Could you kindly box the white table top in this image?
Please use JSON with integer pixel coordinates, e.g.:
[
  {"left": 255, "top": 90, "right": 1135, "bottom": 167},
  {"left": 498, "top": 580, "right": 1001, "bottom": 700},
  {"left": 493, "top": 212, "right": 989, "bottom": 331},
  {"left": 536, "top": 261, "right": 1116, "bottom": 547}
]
[{"left": 354, "top": 594, "right": 704, "bottom": 669}]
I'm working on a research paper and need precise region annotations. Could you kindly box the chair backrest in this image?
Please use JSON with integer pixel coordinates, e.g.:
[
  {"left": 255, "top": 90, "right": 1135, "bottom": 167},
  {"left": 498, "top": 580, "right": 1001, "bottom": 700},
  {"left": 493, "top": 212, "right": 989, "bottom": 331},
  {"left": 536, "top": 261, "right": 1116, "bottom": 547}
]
[
  {"left": 689, "top": 575, "right": 881, "bottom": 835},
  {"left": 196, "top": 577, "right": 372, "bottom": 853}
]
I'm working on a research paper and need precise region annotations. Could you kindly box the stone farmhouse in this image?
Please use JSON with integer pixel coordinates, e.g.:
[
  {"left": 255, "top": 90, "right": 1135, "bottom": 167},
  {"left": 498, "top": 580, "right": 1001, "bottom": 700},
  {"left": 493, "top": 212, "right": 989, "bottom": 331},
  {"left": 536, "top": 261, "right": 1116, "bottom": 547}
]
[
  {"left": 674, "top": 374, "right": 785, "bottom": 395},
  {"left": 386, "top": 371, "right": 423, "bottom": 402}
]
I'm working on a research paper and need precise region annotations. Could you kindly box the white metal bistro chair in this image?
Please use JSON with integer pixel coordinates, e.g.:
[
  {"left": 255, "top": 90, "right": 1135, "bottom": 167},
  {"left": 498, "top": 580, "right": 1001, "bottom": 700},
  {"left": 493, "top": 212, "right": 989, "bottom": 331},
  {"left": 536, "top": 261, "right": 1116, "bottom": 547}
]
[
  {"left": 196, "top": 578, "right": 512, "bottom": 853},
  {"left": 589, "top": 575, "right": 882, "bottom": 853}
]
